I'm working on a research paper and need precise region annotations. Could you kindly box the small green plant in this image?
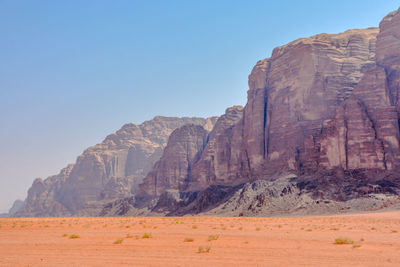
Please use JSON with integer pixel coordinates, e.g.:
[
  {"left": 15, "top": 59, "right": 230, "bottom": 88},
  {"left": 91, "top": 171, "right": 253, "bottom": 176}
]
[
  {"left": 114, "top": 238, "right": 124, "bottom": 244},
  {"left": 198, "top": 246, "right": 211, "bottom": 253},
  {"left": 353, "top": 244, "right": 361, "bottom": 248},
  {"left": 192, "top": 225, "right": 198, "bottom": 229},
  {"left": 330, "top": 228, "right": 339, "bottom": 231},
  {"left": 142, "top": 233, "right": 152, "bottom": 239},
  {"left": 306, "top": 229, "right": 312, "bottom": 232},
  {"left": 69, "top": 234, "right": 80, "bottom": 239},
  {"left": 208, "top": 235, "right": 219, "bottom": 241},
  {"left": 334, "top": 238, "right": 354, "bottom": 245},
  {"left": 391, "top": 230, "right": 398, "bottom": 233},
  {"left": 184, "top": 237, "right": 194, "bottom": 242},
  {"left": 62, "top": 233, "right": 68, "bottom": 237}
]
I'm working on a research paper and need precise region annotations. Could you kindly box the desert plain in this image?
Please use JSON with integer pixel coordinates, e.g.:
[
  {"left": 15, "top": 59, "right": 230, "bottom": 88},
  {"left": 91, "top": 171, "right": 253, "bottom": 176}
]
[{"left": 1, "top": 212, "right": 400, "bottom": 266}]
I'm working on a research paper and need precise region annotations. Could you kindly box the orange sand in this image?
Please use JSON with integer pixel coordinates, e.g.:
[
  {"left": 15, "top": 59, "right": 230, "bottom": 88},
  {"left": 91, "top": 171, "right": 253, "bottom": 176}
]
[{"left": 1, "top": 212, "right": 400, "bottom": 266}]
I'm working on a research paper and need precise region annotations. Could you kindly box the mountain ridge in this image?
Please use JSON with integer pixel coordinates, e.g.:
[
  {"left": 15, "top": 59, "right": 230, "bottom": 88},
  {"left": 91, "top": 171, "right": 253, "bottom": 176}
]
[{"left": 14, "top": 7, "right": 400, "bottom": 217}]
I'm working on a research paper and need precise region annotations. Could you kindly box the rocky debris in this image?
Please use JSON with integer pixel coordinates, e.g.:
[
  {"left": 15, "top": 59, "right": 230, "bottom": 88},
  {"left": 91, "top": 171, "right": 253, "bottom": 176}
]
[
  {"left": 100, "top": 196, "right": 154, "bottom": 217},
  {"left": 106, "top": 172, "right": 400, "bottom": 217},
  {"left": 17, "top": 117, "right": 217, "bottom": 217},
  {"left": 202, "top": 175, "right": 400, "bottom": 217}
]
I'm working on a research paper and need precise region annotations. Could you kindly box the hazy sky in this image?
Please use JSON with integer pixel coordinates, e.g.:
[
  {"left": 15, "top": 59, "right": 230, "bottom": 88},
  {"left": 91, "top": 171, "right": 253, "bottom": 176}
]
[{"left": 1, "top": 0, "right": 399, "bottom": 213}]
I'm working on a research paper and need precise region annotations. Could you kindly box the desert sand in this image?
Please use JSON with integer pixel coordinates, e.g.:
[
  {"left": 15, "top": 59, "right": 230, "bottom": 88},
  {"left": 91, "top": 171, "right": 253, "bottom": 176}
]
[{"left": 1, "top": 212, "right": 400, "bottom": 266}]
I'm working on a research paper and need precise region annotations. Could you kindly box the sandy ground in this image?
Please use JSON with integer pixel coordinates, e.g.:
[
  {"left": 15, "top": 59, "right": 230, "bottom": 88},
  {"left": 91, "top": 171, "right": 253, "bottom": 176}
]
[{"left": 1, "top": 212, "right": 400, "bottom": 266}]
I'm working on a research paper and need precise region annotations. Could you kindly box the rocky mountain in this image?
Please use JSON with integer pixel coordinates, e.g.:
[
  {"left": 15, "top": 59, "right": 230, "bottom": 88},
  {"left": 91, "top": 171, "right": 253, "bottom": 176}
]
[
  {"left": 16, "top": 116, "right": 217, "bottom": 217},
  {"left": 102, "top": 7, "right": 400, "bottom": 217},
  {"left": 8, "top": 200, "right": 25, "bottom": 215},
  {"left": 0, "top": 200, "right": 24, "bottom": 217},
  {"left": 16, "top": 7, "right": 400, "bottom": 218}
]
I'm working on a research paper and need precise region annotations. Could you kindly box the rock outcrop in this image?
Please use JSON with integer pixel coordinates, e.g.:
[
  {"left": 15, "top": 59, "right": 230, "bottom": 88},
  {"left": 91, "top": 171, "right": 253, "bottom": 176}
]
[
  {"left": 113, "top": 7, "right": 400, "bottom": 217},
  {"left": 16, "top": 116, "right": 217, "bottom": 217},
  {"left": 138, "top": 124, "right": 209, "bottom": 197},
  {"left": 185, "top": 9, "right": 400, "bottom": 188},
  {"left": 17, "top": 7, "right": 400, "bottom": 218}
]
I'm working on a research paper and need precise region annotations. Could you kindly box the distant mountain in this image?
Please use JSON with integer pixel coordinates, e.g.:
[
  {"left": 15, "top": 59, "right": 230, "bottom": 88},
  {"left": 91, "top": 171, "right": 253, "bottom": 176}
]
[{"left": 15, "top": 116, "right": 217, "bottom": 217}]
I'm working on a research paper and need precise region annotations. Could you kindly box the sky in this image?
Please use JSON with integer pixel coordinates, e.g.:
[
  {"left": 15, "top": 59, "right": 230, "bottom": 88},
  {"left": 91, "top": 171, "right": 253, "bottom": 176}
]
[{"left": 0, "top": 0, "right": 399, "bottom": 213}]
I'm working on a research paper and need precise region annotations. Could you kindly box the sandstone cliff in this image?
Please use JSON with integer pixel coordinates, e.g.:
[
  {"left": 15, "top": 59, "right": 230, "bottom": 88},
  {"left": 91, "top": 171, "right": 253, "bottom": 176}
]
[
  {"left": 111, "top": 7, "right": 400, "bottom": 217},
  {"left": 188, "top": 9, "right": 400, "bottom": 188},
  {"left": 138, "top": 124, "right": 209, "bottom": 197},
  {"left": 18, "top": 7, "right": 400, "bottom": 217},
  {"left": 17, "top": 116, "right": 217, "bottom": 217}
]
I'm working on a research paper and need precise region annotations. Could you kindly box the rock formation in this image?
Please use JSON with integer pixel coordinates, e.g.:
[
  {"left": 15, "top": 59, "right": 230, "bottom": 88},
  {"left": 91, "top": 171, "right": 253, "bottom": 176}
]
[
  {"left": 138, "top": 124, "right": 209, "bottom": 197},
  {"left": 8, "top": 200, "right": 24, "bottom": 215},
  {"left": 16, "top": 116, "right": 217, "bottom": 217},
  {"left": 110, "top": 7, "right": 400, "bottom": 217},
  {"left": 17, "top": 7, "right": 400, "bottom": 217}
]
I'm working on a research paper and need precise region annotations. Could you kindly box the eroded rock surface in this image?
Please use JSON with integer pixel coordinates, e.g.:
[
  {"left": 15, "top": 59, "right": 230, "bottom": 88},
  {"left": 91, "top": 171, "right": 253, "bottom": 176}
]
[
  {"left": 17, "top": 117, "right": 217, "bottom": 217},
  {"left": 118, "top": 7, "right": 400, "bottom": 217}
]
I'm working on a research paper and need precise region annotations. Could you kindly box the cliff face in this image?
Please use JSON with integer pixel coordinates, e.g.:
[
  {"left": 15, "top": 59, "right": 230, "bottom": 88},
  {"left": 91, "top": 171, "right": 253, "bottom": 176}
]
[
  {"left": 17, "top": 8, "right": 400, "bottom": 217},
  {"left": 138, "top": 124, "right": 209, "bottom": 197},
  {"left": 188, "top": 9, "right": 400, "bottom": 189},
  {"left": 17, "top": 116, "right": 217, "bottom": 217},
  {"left": 122, "top": 8, "right": 400, "bottom": 217}
]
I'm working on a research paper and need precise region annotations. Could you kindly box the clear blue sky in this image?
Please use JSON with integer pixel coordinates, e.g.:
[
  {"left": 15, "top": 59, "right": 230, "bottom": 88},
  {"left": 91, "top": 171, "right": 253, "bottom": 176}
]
[{"left": 0, "top": 0, "right": 399, "bottom": 213}]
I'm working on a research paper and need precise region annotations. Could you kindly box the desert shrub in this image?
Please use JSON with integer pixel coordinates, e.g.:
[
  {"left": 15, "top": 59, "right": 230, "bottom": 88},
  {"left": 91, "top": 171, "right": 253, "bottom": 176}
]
[
  {"left": 184, "top": 237, "right": 194, "bottom": 242},
  {"left": 208, "top": 235, "right": 219, "bottom": 241},
  {"left": 334, "top": 238, "right": 354, "bottom": 244},
  {"left": 113, "top": 238, "right": 124, "bottom": 244},
  {"left": 142, "top": 233, "right": 152, "bottom": 239},
  {"left": 198, "top": 246, "right": 211, "bottom": 253},
  {"left": 69, "top": 234, "right": 80, "bottom": 239}
]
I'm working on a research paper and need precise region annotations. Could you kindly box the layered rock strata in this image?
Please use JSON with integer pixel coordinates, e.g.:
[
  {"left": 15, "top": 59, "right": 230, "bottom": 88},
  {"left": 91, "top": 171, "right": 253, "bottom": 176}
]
[
  {"left": 17, "top": 116, "right": 217, "bottom": 217},
  {"left": 130, "top": 8, "right": 400, "bottom": 216}
]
